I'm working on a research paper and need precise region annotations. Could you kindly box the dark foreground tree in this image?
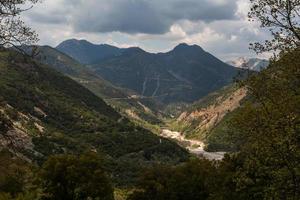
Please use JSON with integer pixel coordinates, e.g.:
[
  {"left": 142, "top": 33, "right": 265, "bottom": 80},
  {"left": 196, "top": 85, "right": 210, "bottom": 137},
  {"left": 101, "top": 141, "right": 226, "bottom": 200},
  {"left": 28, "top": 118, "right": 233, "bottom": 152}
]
[
  {"left": 0, "top": 0, "right": 39, "bottom": 49},
  {"left": 221, "top": 50, "right": 300, "bottom": 199},
  {"left": 128, "top": 159, "right": 217, "bottom": 200},
  {"left": 38, "top": 153, "right": 114, "bottom": 200},
  {"left": 249, "top": 0, "right": 300, "bottom": 53},
  {"left": 0, "top": 150, "right": 35, "bottom": 198}
]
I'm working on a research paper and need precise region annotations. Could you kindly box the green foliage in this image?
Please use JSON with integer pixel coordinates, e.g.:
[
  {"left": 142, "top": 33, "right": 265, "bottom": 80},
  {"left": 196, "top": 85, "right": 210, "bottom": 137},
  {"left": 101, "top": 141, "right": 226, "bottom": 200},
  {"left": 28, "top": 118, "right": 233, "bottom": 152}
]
[
  {"left": 0, "top": 49, "right": 189, "bottom": 186},
  {"left": 249, "top": 0, "right": 300, "bottom": 54},
  {"left": 168, "top": 84, "right": 246, "bottom": 145},
  {"left": 128, "top": 159, "right": 217, "bottom": 200},
  {"left": 0, "top": 150, "right": 34, "bottom": 198},
  {"left": 206, "top": 108, "right": 245, "bottom": 152},
  {"left": 0, "top": 192, "right": 38, "bottom": 200},
  {"left": 38, "top": 153, "right": 114, "bottom": 200},
  {"left": 218, "top": 50, "right": 300, "bottom": 199},
  {"left": 0, "top": 112, "right": 12, "bottom": 134},
  {"left": 135, "top": 50, "right": 300, "bottom": 200},
  {"left": 33, "top": 46, "right": 163, "bottom": 127}
]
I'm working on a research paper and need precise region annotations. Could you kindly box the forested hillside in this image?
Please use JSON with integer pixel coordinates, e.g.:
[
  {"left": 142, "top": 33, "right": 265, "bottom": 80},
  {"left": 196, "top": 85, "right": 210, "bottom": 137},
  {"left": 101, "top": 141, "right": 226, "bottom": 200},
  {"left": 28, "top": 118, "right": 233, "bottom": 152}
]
[
  {"left": 0, "top": 50, "right": 188, "bottom": 196},
  {"left": 27, "top": 45, "right": 164, "bottom": 127}
]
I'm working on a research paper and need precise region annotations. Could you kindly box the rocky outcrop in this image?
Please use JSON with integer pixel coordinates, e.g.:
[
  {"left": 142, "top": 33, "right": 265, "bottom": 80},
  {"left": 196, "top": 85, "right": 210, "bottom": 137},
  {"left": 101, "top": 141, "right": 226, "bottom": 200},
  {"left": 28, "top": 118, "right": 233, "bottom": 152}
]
[{"left": 0, "top": 104, "right": 45, "bottom": 159}]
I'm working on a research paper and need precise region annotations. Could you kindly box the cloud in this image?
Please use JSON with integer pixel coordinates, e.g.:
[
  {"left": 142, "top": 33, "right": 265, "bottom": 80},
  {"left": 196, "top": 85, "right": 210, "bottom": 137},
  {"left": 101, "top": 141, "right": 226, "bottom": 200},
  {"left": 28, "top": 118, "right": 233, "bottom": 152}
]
[
  {"left": 22, "top": 0, "right": 271, "bottom": 60},
  {"left": 26, "top": 0, "right": 237, "bottom": 34}
]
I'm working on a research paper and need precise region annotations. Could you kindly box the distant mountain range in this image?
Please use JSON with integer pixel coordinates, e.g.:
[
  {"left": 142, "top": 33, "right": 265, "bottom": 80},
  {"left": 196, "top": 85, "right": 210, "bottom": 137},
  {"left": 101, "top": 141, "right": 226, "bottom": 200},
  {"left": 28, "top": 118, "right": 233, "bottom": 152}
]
[
  {"left": 227, "top": 57, "right": 269, "bottom": 71},
  {"left": 56, "top": 39, "right": 240, "bottom": 104}
]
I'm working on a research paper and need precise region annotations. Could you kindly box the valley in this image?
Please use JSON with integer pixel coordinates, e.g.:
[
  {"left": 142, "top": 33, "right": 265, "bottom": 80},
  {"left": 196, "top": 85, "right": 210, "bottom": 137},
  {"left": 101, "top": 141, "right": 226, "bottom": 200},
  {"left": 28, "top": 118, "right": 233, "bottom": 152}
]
[
  {"left": 53, "top": 40, "right": 250, "bottom": 151},
  {"left": 0, "top": 31, "right": 280, "bottom": 200},
  {"left": 3, "top": 36, "right": 299, "bottom": 200},
  {"left": 2, "top": 0, "right": 300, "bottom": 199},
  {"left": 21, "top": 41, "right": 248, "bottom": 153}
]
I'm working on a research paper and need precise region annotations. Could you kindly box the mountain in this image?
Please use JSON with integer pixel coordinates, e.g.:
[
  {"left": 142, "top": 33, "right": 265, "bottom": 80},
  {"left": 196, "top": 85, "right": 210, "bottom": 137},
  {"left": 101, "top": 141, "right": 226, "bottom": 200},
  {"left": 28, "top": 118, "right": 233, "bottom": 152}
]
[
  {"left": 227, "top": 57, "right": 269, "bottom": 71},
  {"left": 23, "top": 45, "right": 164, "bottom": 128},
  {"left": 24, "top": 45, "right": 126, "bottom": 98},
  {"left": 56, "top": 39, "right": 123, "bottom": 64},
  {"left": 0, "top": 49, "right": 188, "bottom": 185},
  {"left": 88, "top": 43, "right": 240, "bottom": 104}
]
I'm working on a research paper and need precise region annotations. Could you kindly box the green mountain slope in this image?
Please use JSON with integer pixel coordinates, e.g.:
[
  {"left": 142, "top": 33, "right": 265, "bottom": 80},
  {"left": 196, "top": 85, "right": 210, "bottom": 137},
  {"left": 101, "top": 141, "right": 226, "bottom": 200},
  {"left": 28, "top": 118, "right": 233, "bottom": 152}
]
[
  {"left": 0, "top": 49, "right": 188, "bottom": 185},
  {"left": 89, "top": 43, "right": 239, "bottom": 104},
  {"left": 28, "top": 46, "right": 164, "bottom": 127}
]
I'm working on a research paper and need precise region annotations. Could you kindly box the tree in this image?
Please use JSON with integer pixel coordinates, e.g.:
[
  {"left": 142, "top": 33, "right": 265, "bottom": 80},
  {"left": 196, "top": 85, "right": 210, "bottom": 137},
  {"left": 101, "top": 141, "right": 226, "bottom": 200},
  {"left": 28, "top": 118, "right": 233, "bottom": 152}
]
[
  {"left": 0, "top": 0, "right": 39, "bottom": 50},
  {"left": 128, "top": 159, "right": 216, "bottom": 200},
  {"left": 222, "top": 50, "right": 300, "bottom": 199},
  {"left": 249, "top": 0, "right": 300, "bottom": 53},
  {"left": 38, "top": 153, "right": 114, "bottom": 200},
  {"left": 0, "top": 150, "right": 32, "bottom": 198}
]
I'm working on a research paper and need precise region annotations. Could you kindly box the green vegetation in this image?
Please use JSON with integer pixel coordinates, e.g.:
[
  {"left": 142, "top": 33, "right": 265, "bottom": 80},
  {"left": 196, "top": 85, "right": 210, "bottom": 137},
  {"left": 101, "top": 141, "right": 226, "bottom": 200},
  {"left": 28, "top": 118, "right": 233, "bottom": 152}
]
[
  {"left": 90, "top": 43, "right": 238, "bottom": 104},
  {"left": 38, "top": 153, "right": 114, "bottom": 200},
  {"left": 205, "top": 109, "right": 243, "bottom": 152},
  {"left": 1, "top": 0, "right": 300, "bottom": 197},
  {"left": 167, "top": 84, "right": 247, "bottom": 145},
  {"left": 127, "top": 49, "right": 300, "bottom": 199},
  {"left": 128, "top": 159, "right": 216, "bottom": 200},
  {"left": 1, "top": 40, "right": 300, "bottom": 200},
  {"left": 32, "top": 46, "right": 164, "bottom": 128},
  {"left": 218, "top": 50, "right": 300, "bottom": 198},
  {"left": 0, "top": 49, "right": 189, "bottom": 191}
]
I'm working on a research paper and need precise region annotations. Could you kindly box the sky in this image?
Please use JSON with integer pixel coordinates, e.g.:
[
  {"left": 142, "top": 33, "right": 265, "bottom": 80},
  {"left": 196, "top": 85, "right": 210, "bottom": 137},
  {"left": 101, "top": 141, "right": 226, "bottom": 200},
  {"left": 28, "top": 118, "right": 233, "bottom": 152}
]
[{"left": 22, "top": 0, "right": 272, "bottom": 61}]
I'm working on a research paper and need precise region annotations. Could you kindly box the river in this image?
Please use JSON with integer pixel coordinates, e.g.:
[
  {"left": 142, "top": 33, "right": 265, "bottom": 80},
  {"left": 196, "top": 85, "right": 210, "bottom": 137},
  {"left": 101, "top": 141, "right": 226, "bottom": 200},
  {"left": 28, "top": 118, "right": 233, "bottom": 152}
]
[{"left": 161, "top": 129, "right": 225, "bottom": 160}]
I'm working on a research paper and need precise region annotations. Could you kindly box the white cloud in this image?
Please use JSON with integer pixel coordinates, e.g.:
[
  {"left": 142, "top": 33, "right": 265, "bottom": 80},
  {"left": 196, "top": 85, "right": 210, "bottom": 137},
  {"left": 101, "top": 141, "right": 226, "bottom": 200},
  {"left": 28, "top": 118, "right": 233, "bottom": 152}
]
[{"left": 21, "top": 0, "right": 271, "bottom": 60}]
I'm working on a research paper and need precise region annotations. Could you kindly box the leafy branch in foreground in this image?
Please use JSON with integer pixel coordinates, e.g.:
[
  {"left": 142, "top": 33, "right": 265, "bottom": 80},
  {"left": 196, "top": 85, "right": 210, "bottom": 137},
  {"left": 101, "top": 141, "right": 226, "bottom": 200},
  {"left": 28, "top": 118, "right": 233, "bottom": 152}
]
[
  {"left": 0, "top": 0, "right": 39, "bottom": 50},
  {"left": 249, "top": 0, "right": 300, "bottom": 53}
]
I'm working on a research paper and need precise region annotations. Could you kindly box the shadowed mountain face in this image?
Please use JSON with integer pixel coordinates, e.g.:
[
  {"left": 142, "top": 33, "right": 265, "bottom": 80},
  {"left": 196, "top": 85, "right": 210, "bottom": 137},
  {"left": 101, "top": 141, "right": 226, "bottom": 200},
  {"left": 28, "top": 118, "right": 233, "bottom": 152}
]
[
  {"left": 56, "top": 39, "right": 241, "bottom": 104},
  {"left": 25, "top": 45, "right": 164, "bottom": 125},
  {"left": 56, "top": 39, "right": 124, "bottom": 64},
  {"left": 86, "top": 43, "right": 239, "bottom": 104}
]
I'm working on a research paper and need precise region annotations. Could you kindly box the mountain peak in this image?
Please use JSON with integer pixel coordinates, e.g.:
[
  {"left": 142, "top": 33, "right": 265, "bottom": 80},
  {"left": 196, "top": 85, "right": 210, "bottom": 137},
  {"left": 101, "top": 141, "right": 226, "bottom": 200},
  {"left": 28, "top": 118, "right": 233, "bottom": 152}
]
[
  {"left": 122, "top": 47, "right": 146, "bottom": 55},
  {"left": 56, "top": 39, "right": 91, "bottom": 48},
  {"left": 176, "top": 43, "right": 190, "bottom": 48},
  {"left": 56, "top": 39, "right": 122, "bottom": 64},
  {"left": 172, "top": 43, "right": 204, "bottom": 53}
]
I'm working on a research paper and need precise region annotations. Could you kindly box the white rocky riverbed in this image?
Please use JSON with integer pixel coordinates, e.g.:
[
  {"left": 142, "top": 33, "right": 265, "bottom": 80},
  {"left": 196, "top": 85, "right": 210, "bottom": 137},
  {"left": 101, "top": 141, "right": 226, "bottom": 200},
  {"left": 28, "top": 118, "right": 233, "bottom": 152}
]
[{"left": 161, "top": 129, "right": 225, "bottom": 160}]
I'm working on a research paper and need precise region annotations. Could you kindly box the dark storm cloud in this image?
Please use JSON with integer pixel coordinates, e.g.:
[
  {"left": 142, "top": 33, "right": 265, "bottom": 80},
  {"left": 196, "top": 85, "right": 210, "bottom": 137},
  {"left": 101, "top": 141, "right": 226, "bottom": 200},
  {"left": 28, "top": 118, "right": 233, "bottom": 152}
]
[
  {"left": 72, "top": 0, "right": 169, "bottom": 34},
  {"left": 162, "top": 0, "right": 237, "bottom": 22},
  {"left": 73, "top": 0, "right": 237, "bottom": 34},
  {"left": 27, "top": 0, "right": 238, "bottom": 34}
]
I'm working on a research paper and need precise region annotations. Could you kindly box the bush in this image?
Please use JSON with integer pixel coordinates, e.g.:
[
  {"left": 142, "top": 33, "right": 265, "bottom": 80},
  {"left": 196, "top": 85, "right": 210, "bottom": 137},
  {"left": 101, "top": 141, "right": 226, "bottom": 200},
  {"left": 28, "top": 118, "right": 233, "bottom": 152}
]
[{"left": 38, "top": 152, "right": 114, "bottom": 200}]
